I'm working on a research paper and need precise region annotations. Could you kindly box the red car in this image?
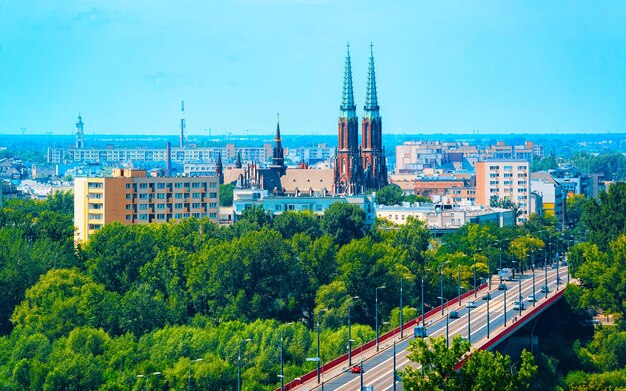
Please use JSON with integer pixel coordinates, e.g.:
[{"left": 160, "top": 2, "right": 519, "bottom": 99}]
[{"left": 351, "top": 365, "right": 362, "bottom": 373}]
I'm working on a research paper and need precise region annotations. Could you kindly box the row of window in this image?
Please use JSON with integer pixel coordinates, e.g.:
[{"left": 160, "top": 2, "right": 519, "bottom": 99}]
[
  {"left": 489, "top": 165, "right": 527, "bottom": 170},
  {"left": 126, "top": 202, "right": 218, "bottom": 210},
  {"left": 126, "top": 182, "right": 216, "bottom": 190},
  {"left": 125, "top": 212, "right": 218, "bottom": 221}
]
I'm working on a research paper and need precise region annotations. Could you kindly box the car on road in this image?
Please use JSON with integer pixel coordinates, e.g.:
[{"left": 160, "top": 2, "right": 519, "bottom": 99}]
[
  {"left": 414, "top": 326, "right": 427, "bottom": 338},
  {"left": 351, "top": 365, "right": 362, "bottom": 373},
  {"left": 540, "top": 285, "right": 549, "bottom": 293},
  {"left": 513, "top": 301, "right": 525, "bottom": 310},
  {"left": 482, "top": 293, "right": 492, "bottom": 300},
  {"left": 449, "top": 310, "right": 460, "bottom": 319},
  {"left": 526, "top": 295, "right": 536, "bottom": 302},
  {"left": 466, "top": 301, "right": 476, "bottom": 309},
  {"left": 498, "top": 283, "right": 508, "bottom": 291}
]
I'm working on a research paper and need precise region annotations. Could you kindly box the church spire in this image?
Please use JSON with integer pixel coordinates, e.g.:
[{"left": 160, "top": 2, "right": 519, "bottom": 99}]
[
  {"left": 340, "top": 43, "right": 357, "bottom": 119},
  {"left": 235, "top": 150, "right": 242, "bottom": 168},
  {"left": 216, "top": 152, "right": 224, "bottom": 184},
  {"left": 275, "top": 112, "right": 281, "bottom": 141},
  {"left": 364, "top": 43, "right": 379, "bottom": 118},
  {"left": 271, "top": 113, "right": 286, "bottom": 176}
]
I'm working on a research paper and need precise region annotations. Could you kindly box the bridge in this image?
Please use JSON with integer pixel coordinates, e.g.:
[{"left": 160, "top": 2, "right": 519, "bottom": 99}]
[{"left": 282, "top": 264, "right": 569, "bottom": 391}]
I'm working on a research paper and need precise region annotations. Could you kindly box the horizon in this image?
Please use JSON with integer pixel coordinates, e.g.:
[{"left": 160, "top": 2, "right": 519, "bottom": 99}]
[{"left": 2, "top": 2, "right": 626, "bottom": 135}]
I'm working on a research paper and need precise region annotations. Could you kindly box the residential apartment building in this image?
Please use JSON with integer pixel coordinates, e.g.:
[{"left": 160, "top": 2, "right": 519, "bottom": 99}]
[
  {"left": 475, "top": 159, "right": 530, "bottom": 223},
  {"left": 49, "top": 144, "right": 271, "bottom": 166},
  {"left": 375, "top": 203, "right": 514, "bottom": 232},
  {"left": 531, "top": 171, "right": 565, "bottom": 228},
  {"left": 74, "top": 168, "right": 219, "bottom": 242},
  {"left": 483, "top": 141, "right": 535, "bottom": 161},
  {"left": 548, "top": 167, "right": 603, "bottom": 198},
  {"left": 232, "top": 188, "right": 376, "bottom": 226}
]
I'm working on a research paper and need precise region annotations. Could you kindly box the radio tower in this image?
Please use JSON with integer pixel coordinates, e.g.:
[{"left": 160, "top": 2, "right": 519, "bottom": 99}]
[{"left": 179, "top": 100, "right": 186, "bottom": 148}]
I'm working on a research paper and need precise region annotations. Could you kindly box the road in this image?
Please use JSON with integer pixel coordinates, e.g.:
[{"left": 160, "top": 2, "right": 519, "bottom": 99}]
[{"left": 293, "top": 264, "right": 568, "bottom": 391}]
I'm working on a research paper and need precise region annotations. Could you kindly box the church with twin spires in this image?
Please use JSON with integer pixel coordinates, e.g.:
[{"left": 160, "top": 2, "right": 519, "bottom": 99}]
[
  {"left": 223, "top": 44, "right": 388, "bottom": 196},
  {"left": 334, "top": 43, "right": 388, "bottom": 195}
]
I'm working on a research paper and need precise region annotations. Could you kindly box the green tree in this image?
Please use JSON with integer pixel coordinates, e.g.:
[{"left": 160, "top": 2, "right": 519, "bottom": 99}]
[
  {"left": 402, "top": 335, "right": 469, "bottom": 390},
  {"left": 240, "top": 205, "right": 273, "bottom": 227},
  {"left": 583, "top": 182, "right": 626, "bottom": 250},
  {"left": 404, "top": 194, "right": 431, "bottom": 204},
  {"left": 376, "top": 184, "right": 404, "bottom": 206},
  {"left": 566, "top": 194, "right": 586, "bottom": 227},
  {"left": 321, "top": 202, "right": 365, "bottom": 247},
  {"left": 461, "top": 349, "right": 537, "bottom": 391},
  {"left": 273, "top": 210, "right": 322, "bottom": 239},
  {"left": 219, "top": 183, "right": 234, "bottom": 207},
  {"left": 531, "top": 154, "right": 557, "bottom": 172},
  {"left": 12, "top": 269, "right": 120, "bottom": 338}
]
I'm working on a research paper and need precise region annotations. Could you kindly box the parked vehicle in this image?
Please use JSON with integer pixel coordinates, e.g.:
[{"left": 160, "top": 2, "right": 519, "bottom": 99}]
[
  {"left": 466, "top": 301, "right": 476, "bottom": 309},
  {"left": 482, "top": 293, "right": 492, "bottom": 300},
  {"left": 513, "top": 301, "right": 525, "bottom": 311},
  {"left": 498, "top": 283, "right": 508, "bottom": 291},
  {"left": 449, "top": 311, "right": 460, "bottom": 319},
  {"left": 351, "top": 365, "right": 362, "bottom": 373},
  {"left": 526, "top": 294, "right": 536, "bottom": 302}
]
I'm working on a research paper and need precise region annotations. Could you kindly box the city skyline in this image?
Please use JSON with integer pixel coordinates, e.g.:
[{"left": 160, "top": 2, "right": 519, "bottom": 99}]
[{"left": 2, "top": 1, "right": 626, "bottom": 136}]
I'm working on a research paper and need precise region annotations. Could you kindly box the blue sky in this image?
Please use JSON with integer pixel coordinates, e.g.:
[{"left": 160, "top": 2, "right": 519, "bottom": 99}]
[{"left": 1, "top": 1, "right": 625, "bottom": 136}]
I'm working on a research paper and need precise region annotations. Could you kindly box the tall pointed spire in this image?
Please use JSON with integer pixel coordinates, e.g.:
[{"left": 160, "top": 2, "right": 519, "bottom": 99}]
[
  {"left": 271, "top": 113, "right": 286, "bottom": 176},
  {"left": 275, "top": 112, "right": 281, "bottom": 141},
  {"left": 364, "top": 43, "right": 379, "bottom": 118},
  {"left": 216, "top": 152, "right": 224, "bottom": 184},
  {"left": 340, "top": 43, "right": 357, "bottom": 118}
]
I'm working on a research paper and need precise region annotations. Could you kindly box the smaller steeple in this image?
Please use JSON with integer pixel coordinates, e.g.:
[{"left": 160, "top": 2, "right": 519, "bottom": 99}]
[
  {"left": 179, "top": 100, "right": 186, "bottom": 148},
  {"left": 216, "top": 152, "right": 224, "bottom": 184},
  {"left": 75, "top": 113, "right": 85, "bottom": 149},
  {"left": 271, "top": 113, "right": 286, "bottom": 176},
  {"left": 235, "top": 150, "right": 242, "bottom": 168}
]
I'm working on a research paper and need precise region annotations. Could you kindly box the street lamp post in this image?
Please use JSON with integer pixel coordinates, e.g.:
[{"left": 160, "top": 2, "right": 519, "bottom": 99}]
[
  {"left": 400, "top": 277, "right": 410, "bottom": 338},
  {"left": 420, "top": 266, "right": 426, "bottom": 330},
  {"left": 438, "top": 296, "right": 449, "bottom": 347},
  {"left": 348, "top": 295, "right": 359, "bottom": 366},
  {"left": 503, "top": 277, "right": 507, "bottom": 325},
  {"left": 473, "top": 254, "right": 478, "bottom": 298},
  {"left": 440, "top": 262, "right": 450, "bottom": 316},
  {"left": 543, "top": 250, "right": 548, "bottom": 299},
  {"left": 280, "top": 323, "right": 294, "bottom": 391},
  {"left": 530, "top": 250, "right": 536, "bottom": 307},
  {"left": 518, "top": 271, "right": 523, "bottom": 317},
  {"left": 187, "top": 359, "right": 203, "bottom": 391},
  {"left": 376, "top": 286, "right": 386, "bottom": 351},
  {"left": 137, "top": 371, "right": 162, "bottom": 391},
  {"left": 315, "top": 309, "right": 327, "bottom": 384},
  {"left": 467, "top": 301, "right": 472, "bottom": 344},
  {"left": 238, "top": 338, "right": 251, "bottom": 391},
  {"left": 486, "top": 289, "right": 490, "bottom": 339},
  {"left": 457, "top": 261, "right": 462, "bottom": 307}
]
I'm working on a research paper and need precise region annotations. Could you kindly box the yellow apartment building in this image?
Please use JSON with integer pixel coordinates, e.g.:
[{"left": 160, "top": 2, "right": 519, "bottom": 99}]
[
  {"left": 475, "top": 159, "right": 530, "bottom": 224},
  {"left": 74, "top": 168, "right": 219, "bottom": 242}
]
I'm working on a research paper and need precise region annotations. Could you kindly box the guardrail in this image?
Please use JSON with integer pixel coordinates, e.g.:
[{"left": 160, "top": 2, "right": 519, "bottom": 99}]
[{"left": 280, "top": 282, "right": 488, "bottom": 391}]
